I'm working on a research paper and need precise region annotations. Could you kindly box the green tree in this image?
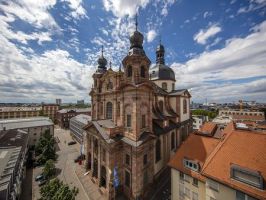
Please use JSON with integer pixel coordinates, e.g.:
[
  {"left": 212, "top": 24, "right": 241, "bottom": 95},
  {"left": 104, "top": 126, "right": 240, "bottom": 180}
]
[
  {"left": 43, "top": 159, "right": 56, "bottom": 179},
  {"left": 35, "top": 129, "right": 56, "bottom": 164},
  {"left": 40, "top": 178, "right": 78, "bottom": 200}
]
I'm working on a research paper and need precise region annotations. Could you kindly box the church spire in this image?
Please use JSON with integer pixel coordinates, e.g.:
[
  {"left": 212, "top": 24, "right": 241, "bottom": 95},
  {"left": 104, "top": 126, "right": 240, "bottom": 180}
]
[
  {"left": 156, "top": 37, "right": 165, "bottom": 64},
  {"left": 97, "top": 45, "right": 107, "bottom": 73},
  {"left": 135, "top": 13, "right": 138, "bottom": 31}
]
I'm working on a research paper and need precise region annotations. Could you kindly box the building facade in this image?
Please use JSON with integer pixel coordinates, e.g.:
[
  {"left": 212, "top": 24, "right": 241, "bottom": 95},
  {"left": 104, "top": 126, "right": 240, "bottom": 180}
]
[
  {"left": 169, "top": 122, "right": 266, "bottom": 200},
  {"left": 41, "top": 104, "right": 59, "bottom": 121},
  {"left": 57, "top": 108, "right": 91, "bottom": 129},
  {"left": 83, "top": 23, "right": 192, "bottom": 200},
  {"left": 218, "top": 109, "right": 265, "bottom": 122},
  {"left": 0, "top": 117, "right": 54, "bottom": 147},
  {"left": 192, "top": 115, "right": 208, "bottom": 130},
  {"left": 69, "top": 114, "right": 91, "bottom": 143},
  {"left": 0, "top": 107, "right": 41, "bottom": 119},
  {"left": 0, "top": 129, "right": 29, "bottom": 200}
]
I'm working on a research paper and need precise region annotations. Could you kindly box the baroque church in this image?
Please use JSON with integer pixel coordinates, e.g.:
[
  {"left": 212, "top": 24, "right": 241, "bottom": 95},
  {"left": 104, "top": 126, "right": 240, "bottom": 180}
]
[{"left": 83, "top": 20, "right": 192, "bottom": 200}]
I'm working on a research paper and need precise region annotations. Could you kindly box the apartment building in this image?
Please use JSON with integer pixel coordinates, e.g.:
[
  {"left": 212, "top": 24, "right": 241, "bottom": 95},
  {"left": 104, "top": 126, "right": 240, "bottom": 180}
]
[
  {"left": 0, "top": 107, "right": 41, "bottom": 119},
  {"left": 169, "top": 122, "right": 266, "bottom": 200},
  {"left": 69, "top": 114, "right": 91, "bottom": 143}
]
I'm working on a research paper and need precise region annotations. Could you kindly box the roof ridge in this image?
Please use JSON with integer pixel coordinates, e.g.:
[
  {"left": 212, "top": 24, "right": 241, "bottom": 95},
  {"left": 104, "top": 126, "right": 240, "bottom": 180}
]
[{"left": 201, "top": 128, "right": 233, "bottom": 173}]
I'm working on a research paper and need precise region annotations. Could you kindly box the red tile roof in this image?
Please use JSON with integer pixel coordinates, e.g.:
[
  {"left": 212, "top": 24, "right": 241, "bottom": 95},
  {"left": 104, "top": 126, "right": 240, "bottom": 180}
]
[
  {"left": 168, "top": 132, "right": 220, "bottom": 181},
  {"left": 202, "top": 123, "right": 266, "bottom": 200},
  {"left": 199, "top": 122, "right": 217, "bottom": 136},
  {"left": 169, "top": 122, "right": 266, "bottom": 200}
]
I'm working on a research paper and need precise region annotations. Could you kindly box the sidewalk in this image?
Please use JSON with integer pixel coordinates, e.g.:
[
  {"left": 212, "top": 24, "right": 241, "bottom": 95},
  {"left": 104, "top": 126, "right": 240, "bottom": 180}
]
[{"left": 75, "top": 164, "right": 105, "bottom": 200}]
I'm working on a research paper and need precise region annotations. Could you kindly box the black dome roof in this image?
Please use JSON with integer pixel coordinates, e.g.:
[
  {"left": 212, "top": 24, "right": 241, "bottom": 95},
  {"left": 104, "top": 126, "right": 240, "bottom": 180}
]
[{"left": 149, "top": 64, "right": 175, "bottom": 81}]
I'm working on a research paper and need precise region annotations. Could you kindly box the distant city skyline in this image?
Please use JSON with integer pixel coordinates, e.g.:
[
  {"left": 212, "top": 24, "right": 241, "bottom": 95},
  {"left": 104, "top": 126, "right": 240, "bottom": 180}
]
[{"left": 0, "top": 0, "right": 266, "bottom": 103}]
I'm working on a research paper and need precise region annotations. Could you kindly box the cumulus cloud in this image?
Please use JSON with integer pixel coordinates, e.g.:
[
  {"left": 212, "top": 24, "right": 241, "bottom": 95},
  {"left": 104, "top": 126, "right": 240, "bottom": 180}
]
[
  {"left": 62, "top": 0, "right": 88, "bottom": 19},
  {"left": 171, "top": 21, "right": 266, "bottom": 102},
  {"left": 102, "top": 0, "right": 150, "bottom": 18},
  {"left": 0, "top": 0, "right": 60, "bottom": 32},
  {"left": 194, "top": 24, "right": 222, "bottom": 45},
  {"left": 0, "top": 34, "right": 94, "bottom": 103},
  {"left": 146, "top": 30, "right": 157, "bottom": 42}
]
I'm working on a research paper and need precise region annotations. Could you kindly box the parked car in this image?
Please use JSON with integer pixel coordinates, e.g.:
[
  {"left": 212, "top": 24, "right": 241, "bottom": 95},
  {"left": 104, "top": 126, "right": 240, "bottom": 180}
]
[
  {"left": 74, "top": 154, "right": 85, "bottom": 163},
  {"left": 68, "top": 141, "right": 77, "bottom": 145},
  {"left": 33, "top": 161, "right": 41, "bottom": 168},
  {"left": 38, "top": 179, "right": 47, "bottom": 186},
  {"left": 35, "top": 174, "right": 44, "bottom": 182}
]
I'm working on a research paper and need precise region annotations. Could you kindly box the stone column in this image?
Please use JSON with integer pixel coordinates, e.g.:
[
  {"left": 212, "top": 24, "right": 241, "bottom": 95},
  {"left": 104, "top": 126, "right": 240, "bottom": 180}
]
[
  {"left": 91, "top": 137, "right": 94, "bottom": 178},
  {"left": 98, "top": 142, "right": 101, "bottom": 185}
]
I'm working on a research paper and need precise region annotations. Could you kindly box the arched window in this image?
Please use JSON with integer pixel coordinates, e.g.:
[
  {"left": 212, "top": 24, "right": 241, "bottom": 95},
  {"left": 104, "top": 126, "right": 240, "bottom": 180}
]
[
  {"left": 107, "top": 80, "right": 113, "bottom": 90},
  {"left": 127, "top": 65, "right": 132, "bottom": 77},
  {"left": 159, "top": 100, "right": 164, "bottom": 112},
  {"left": 156, "top": 139, "right": 161, "bottom": 162},
  {"left": 162, "top": 82, "right": 167, "bottom": 90},
  {"left": 106, "top": 102, "right": 112, "bottom": 119},
  {"left": 141, "top": 66, "right": 145, "bottom": 78},
  {"left": 172, "top": 83, "right": 175, "bottom": 91},
  {"left": 171, "top": 132, "right": 175, "bottom": 150},
  {"left": 183, "top": 99, "right": 187, "bottom": 114}
]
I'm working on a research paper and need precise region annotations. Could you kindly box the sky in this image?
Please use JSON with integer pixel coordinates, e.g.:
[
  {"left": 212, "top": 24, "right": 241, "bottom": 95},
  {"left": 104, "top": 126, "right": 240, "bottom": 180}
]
[{"left": 0, "top": 0, "right": 265, "bottom": 104}]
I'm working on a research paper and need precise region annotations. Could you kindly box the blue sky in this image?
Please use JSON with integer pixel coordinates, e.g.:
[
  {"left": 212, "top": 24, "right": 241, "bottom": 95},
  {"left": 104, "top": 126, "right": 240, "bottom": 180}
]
[{"left": 0, "top": 0, "right": 265, "bottom": 103}]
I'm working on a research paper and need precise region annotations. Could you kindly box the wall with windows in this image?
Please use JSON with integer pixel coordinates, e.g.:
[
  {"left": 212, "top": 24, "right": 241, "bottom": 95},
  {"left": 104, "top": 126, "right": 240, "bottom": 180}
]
[
  {"left": 171, "top": 169, "right": 206, "bottom": 200},
  {"left": 205, "top": 178, "right": 235, "bottom": 200},
  {"left": 180, "top": 97, "right": 190, "bottom": 122},
  {"left": 152, "top": 80, "right": 175, "bottom": 92}
]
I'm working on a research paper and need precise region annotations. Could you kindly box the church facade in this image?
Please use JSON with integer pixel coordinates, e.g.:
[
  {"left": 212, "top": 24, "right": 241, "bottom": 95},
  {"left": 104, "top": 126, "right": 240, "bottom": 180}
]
[{"left": 83, "top": 23, "right": 192, "bottom": 200}]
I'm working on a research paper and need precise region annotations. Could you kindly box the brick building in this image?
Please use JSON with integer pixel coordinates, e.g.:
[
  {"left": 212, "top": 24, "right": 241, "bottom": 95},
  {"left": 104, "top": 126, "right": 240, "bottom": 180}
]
[
  {"left": 83, "top": 22, "right": 192, "bottom": 200},
  {"left": 41, "top": 104, "right": 59, "bottom": 121},
  {"left": 56, "top": 108, "right": 91, "bottom": 129}
]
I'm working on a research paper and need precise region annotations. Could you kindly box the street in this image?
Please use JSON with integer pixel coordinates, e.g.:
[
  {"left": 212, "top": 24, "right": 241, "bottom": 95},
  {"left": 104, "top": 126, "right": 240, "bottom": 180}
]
[{"left": 30, "top": 126, "right": 90, "bottom": 200}]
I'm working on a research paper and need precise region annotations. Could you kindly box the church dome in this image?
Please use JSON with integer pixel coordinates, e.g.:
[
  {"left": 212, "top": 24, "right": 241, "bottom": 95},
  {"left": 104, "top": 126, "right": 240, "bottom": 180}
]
[
  {"left": 97, "top": 55, "right": 107, "bottom": 68},
  {"left": 150, "top": 64, "right": 175, "bottom": 81},
  {"left": 130, "top": 30, "right": 144, "bottom": 49}
]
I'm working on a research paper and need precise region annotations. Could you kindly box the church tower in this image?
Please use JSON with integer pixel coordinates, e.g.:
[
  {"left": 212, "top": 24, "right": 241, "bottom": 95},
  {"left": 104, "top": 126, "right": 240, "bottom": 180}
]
[
  {"left": 150, "top": 40, "right": 176, "bottom": 92},
  {"left": 122, "top": 16, "right": 151, "bottom": 84},
  {"left": 121, "top": 16, "right": 153, "bottom": 142},
  {"left": 91, "top": 46, "right": 107, "bottom": 120}
]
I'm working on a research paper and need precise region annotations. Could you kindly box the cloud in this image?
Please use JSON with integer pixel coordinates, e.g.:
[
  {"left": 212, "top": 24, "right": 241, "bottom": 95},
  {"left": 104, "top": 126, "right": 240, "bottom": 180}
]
[
  {"left": 0, "top": 34, "right": 95, "bottom": 103},
  {"left": 194, "top": 24, "right": 222, "bottom": 45},
  {"left": 171, "top": 20, "right": 266, "bottom": 102},
  {"left": 203, "top": 11, "right": 212, "bottom": 18},
  {"left": 0, "top": 0, "right": 60, "bottom": 32},
  {"left": 102, "top": 0, "right": 150, "bottom": 18},
  {"left": 161, "top": 0, "right": 176, "bottom": 16},
  {"left": 146, "top": 30, "right": 157, "bottom": 42},
  {"left": 237, "top": 0, "right": 266, "bottom": 14},
  {"left": 62, "top": 0, "right": 88, "bottom": 19}
]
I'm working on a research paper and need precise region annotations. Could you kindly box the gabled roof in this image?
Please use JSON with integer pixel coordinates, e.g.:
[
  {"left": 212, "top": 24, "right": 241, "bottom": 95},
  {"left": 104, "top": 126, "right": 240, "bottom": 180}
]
[
  {"left": 201, "top": 123, "right": 266, "bottom": 200},
  {"left": 169, "top": 89, "right": 191, "bottom": 97},
  {"left": 168, "top": 132, "right": 220, "bottom": 181}
]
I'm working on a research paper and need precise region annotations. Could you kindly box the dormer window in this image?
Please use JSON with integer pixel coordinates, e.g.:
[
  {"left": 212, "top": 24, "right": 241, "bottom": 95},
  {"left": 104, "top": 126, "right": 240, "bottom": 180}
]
[
  {"left": 183, "top": 158, "right": 199, "bottom": 172},
  {"left": 230, "top": 164, "right": 264, "bottom": 189}
]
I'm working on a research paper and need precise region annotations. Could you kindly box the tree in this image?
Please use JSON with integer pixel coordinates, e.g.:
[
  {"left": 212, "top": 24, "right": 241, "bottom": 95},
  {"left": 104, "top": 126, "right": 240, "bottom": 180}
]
[
  {"left": 40, "top": 178, "right": 78, "bottom": 200},
  {"left": 35, "top": 130, "right": 56, "bottom": 164},
  {"left": 43, "top": 159, "right": 56, "bottom": 179}
]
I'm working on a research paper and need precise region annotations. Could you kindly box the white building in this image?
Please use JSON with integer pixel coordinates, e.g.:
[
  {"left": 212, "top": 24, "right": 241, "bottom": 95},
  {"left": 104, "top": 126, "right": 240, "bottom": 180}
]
[
  {"left": 0, "top": 117, "right": 54, "bottom": 146},
  {"left": 192, "top": 115, "right": 208, "bottom": 130}
]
